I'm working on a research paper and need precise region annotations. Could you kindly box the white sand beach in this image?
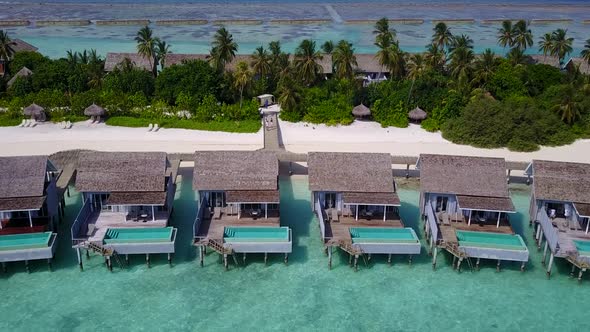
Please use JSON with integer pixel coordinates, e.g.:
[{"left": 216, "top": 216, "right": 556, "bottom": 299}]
[{"left": 2, "top": 119, "right": 590, "bottom": 163}]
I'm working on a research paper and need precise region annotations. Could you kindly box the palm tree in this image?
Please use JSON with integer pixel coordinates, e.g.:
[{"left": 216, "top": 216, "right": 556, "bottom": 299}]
[
  {"left": 209, "top": 27, "right": 238, "bottom": 72},
  {"left": 321, "top": 40, "right": 334, "bottom": 54},
  {"left": 66, "top": 50, "right": 79, "bottom": 67},
  {"left": 550, "top": 28, "right": 573, "bottom": 65},
  {"left": 425, "top": 43, "right": 445, "bottom": 72},
  {"left": 581, "top": 39, "right": 590, "bottom": 72},
  {"left": 497, "top": 20, "right": 515, "bottom": 49},
  {"left": 251, "top": 46, "right": 271, "bottom": 78},
  {"left": 432, "top": 22, "right": 453, "bottom": 52},
  {"left": 0, "top": 30, "right": 15, "bottom": 62},
  {"left": 406, "top": 53, "right": 425, "bottom": 104},
  {"left": 472, "top": 48, "right": 498, "bottom": 87},
  {"left": 277, "top": 74, "right": 302, "bottom": 114},
  {"left": 332, "top": 40, "right": 357, "bottom": 80},
  {"left": 552, "top": 84, "right": 580, "bottom": 124},
  {"left": 387, "top": 43, "right": 406, "bottom": 79},
  {"left": 135, "top": 25, "right": 159, "bottom": 76},
  {"left": 513, "top": 20, "right": 533, "bottom": 51},
  {"left": 448, "top": 34, "right": 473, "bottom": 55},
  {"left": 507, "top": 47, "right": 527, "bottom": 66},
  {"left": 233, "top": 61, "right": 252, "bottom": 108},
  {"left": 155, "top": 40, "right": 171, "bottom": 69},
  {"left": 374, "top": 36, "right": 393, "bottom": 74},
  {"left": 293, "top": 39, "right": 323, "bottom": 86},
  {"left": 538, "top": 33, "right": 554, "bottom": 62},
  {"left": 448, "top": 46, "right": 474, "bottom": 80},
  {"left": 373, "top": 17, "right": 396, "bottom": 47}
]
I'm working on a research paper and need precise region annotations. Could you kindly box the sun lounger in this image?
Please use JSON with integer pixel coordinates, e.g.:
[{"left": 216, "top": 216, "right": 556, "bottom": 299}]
[
  {"left": 213, "top": 207, "right": 222, "bottom": 220},
  {"left": 31, "top": 120, "right": 37, "bottom": 127},
  {"left": 18, "top": 119, "right": 25, "bottom": 127},
  {"left": 153, "top": 124, "right": 159, "bottom": 132},
  {"left": 441, "top": 212, "right": 450, "bottom": 226},
  {"left": 67, "top": 121, "right": 72, "bottom": 129},
  {"left": 148, "top": 124, "right": 153, "bottom": 131},
  {"left": 557, "top": 219, "right": 569, "bottom": 232}
]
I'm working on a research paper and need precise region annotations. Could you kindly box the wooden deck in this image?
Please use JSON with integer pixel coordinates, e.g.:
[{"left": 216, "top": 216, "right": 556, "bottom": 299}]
[
  {"left": 195, "top": 210, "right": 280, "bottom": 243},
  {"left": 325, "top": 213, "right": 404, "bottom": 246},
  {"left": 437, "top": 216, "right": 514, "bottom": 244}
]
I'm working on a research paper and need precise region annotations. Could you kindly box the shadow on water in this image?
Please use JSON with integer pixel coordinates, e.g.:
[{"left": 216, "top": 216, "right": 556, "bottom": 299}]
[{"left": 170, "top": 165, "right": 197, "bottom": 263}]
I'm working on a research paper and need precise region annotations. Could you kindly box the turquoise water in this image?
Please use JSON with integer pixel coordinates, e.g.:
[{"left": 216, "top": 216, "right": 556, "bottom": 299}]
[
  {"left": 104, "top": 227, "right": 173, "bottom": 243},
  {"left": 0, "top": 232, "right": 51, "bottom": 250},
  {"left": 574, "top": 240, "right": 590, "bottom": 256},
  {"left": 457, "top": 230, "right": 527, "bottom": 250},
  {"left": 350, "top": 227, "right": 418, "bottom": 242},
  {"left": 1, "top": 168, "right": 590, "bottom": 330},
  {"left": 224, "top": 226, "right": 289, "bottom": 241}
]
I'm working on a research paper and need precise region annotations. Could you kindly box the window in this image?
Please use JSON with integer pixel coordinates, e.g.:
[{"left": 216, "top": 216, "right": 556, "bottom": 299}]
[
  {"left": 436, "top": 196, "right": 448, "bottom": 212},
  {"left": 324, "top": 193, "right": 336, "bottom": 209},
  {"left": 208, "top": 192, "right": 226, "bottom": 208},
  {"left": 267, "top": 204, "right": 279, "bottom": 210}
]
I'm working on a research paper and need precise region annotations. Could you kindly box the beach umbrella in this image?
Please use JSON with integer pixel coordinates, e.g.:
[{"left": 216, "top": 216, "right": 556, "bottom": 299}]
[
  {"left": 352, "top": 104, "right": 371, "bottom": 118},
  {"left": 408, "top": 107, "right": 427, "bottom": 122}
]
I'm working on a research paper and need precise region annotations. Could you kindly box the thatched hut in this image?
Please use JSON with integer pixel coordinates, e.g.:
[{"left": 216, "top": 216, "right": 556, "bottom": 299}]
[
  {"left": 352, "top": 104, "right": 371, "bottom": 119},
  {"left": 7, "top": 66, "right": 33, "bottom": 87},
  {"left": 84, "top": 103, "right": 106, "bottom": 122},
  {"left": 408, "top": 107, "right": 427, "bottom": 123},
  {"left": 23, "top": 103, "right": 46, "bottom": 122}
]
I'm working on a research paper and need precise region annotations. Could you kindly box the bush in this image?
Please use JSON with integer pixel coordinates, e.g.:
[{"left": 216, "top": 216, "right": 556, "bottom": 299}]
[
  {"left": 303, "top": 94, "right": 353, "bottom": 125},
  {"left": 487, "top": 62, "right": 527, "bottom": 100},
  {"left": 420, "top": 118, "right": 439, "bottom": 132},
  {"left": 372, "top": 100, "right": 408, "bottom": 128},
  {"left": 507, "top": 138, "right": 539, "bottom": 152},
  {"left": 104, "top": 68, "right": 155, "bottom": 97},
  {"left": 155, "top": 60, "right": 220, "bottom": 105}
]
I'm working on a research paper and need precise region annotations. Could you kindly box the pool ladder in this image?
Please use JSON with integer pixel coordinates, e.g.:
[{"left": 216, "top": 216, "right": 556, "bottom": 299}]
[
  {"left": 338, "top": 241, "right": 368, "bottom": 270},
  {"left": 445, "top": 242, "right": 473, "bottom": 272},
  {"left": 83, "top": 241, "right": 124, "bottom": 270},
  {"left": 207, "top": 239, "right": 239, "bottom": 269}
]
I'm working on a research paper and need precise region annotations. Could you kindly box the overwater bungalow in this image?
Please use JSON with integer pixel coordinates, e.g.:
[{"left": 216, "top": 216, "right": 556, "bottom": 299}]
[
  {"left": 418, "top": 154, "right": 529, "bottom": 272},
  {"left": 193, "top": 151, "right": 291, "bottom": 269},
  {"left": 308, "top": 152, "right": 420, "bottom": 270},
  {"left": 70, "top": 152, "right": 179, "bottom": 271},
  {"left": 0, "top": 156, "right": 61, "bottom": 272},
  {"left": 527, "top": 160, "right": 590, "bottom": 280}
]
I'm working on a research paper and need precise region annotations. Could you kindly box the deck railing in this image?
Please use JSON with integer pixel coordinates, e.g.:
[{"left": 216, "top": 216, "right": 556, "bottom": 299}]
[
  {"left": 315, "top": 200, "right": 330, "bottom": 240},
  {"left": 537, "top": 208, "right": 559, "bottom": 253},
  {"left": 193, "top": 196, "right": 207, "bottom": 241},
  {"left": 426, "top": 201, "right": 439, "bottom": 244},
  {"left": 71, "top": 199, "right": 92, "bottom": 246}
]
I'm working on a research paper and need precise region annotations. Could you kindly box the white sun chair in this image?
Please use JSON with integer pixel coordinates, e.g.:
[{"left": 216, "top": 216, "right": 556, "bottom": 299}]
[
  {"left": 30, "top": 120, "right": 37, "bottom": 127},
  {"left": 153, "top": 124, "right": 159, "bottom": 132},
  {"left": 66, "top": 121, "right": 72, "bottom": 129},
  {"left": 86, "top": 223, "right": 96, "bottom": 236},
  {"left": 148, "top": 123, "right": 153, "bottom": 131},
  {"left": 18, "top": 119, "right": 26, "bottom": 127},
  {"left": 24, "top": 119, "right": 31, "bottom": 127}
]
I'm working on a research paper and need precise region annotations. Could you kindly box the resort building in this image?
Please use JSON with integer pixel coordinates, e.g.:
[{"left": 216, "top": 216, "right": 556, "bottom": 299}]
[
  {"left": 0, "top": 156, "right": 61, "bottom": 271},
  {"left": 308, "top": 152, "right": 420, "bottom": 270},
  {"left": 418, "top": 154, "right": 528, "bottom": 271},
  {"left": 193, "top": 151, "right": 292, "bottom": 269},
  {"left": 527, "top": 160, "right": 590, "bottom": 280},
  {"left": 70, "top": 152, "right": 179, "bottom": 271}
]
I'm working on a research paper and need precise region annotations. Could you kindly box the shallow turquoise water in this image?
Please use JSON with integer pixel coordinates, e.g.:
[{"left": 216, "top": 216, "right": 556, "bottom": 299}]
[{"left": 1, "top": 168, "right": 590, "bottom": 331}]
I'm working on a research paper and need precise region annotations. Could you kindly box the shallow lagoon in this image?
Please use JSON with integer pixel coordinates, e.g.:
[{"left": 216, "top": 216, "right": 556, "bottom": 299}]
[{"left": 1, "top": 168, "right": 589, "bottom": 331}]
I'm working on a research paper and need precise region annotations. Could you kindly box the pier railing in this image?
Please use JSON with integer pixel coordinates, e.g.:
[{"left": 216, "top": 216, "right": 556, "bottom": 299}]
[
  {"left": 71, "top": 199, "right": 92, "bottom": 246},
  {"left": 537, "top": 208, "right": 559, "bottom": 253},
  {"left": 426, "top": 202, "right": 439, "bottom": 244},
  {"left": 193, "top": 196, "right": 207, "bottom": 242}
]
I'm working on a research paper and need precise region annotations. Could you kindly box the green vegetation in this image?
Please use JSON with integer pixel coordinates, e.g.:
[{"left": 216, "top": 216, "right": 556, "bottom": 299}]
[{"left": 1, "top": 22, "right": 590, "bottom": 150}]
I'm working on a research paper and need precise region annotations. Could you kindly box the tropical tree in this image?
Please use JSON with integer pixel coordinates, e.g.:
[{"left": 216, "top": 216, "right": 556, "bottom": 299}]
[
  {"left": 251, "top": 46, "right": 271, "bottom": 78},
  {"left": 538, "top": 33, "right": 554, "bottom": 61},
  {"left": 277, "top": 74, "right": 302, "bottom": 115},
  {"left": 513, "top": 20, "right": 533, "bottom": 50},
  {"left": 432, "top": 22, "right": 453, "bottom": 52},
  {"left": 472, "top": 48, "right": 498, "bottom": 87},
  {"left": 449, "top": 34, "right": 474, "bottom": 55},
  {"left": 0, "top": 30, "right": 15, "bottom": 61},
  {"left": 321, "top": 40, "right": 334, "bottom": 54},
  {"left": 293, "top": 39, "right": 323, "bottom": 86},
  {"left": 507, "top": 47, "right": 527, "bottom": 66},
  {"left": 425, "top": 43, "right": 445, "bottom": 72},
  {"left": 332, "top": 40, "right": 357, "bottom": 80},
  {"left": 497, "top": 20, "right": 514, "bottom": 49},
  {"left": 552, "top": 84, "right": 581, "bottom": 124},
  {"left": 448, "top": 46, "right": 474, "bottom": 80},
  {"left": 233, "top": 61, "right": 252, "bottom": 108},
  {"left": 155, "top": 40, "right": 171, "bottom": 69},
  {"left": 209, "top": 27, "right": 238, "bottom": 72},
  {"left": 373, "top": 18, "right": 396, "bottom": 47},
  {"left": 135, "top": 25, "right": 159, "bottom": 76},
  {"left": 550, "top": 28, "right": 573, "bottom": 65},
  {"left": 580, "top": 38, "right": 590, "bottom": 72},
  {"left": 66, "top": 50, "right": 79, "bottom": 67},
  {"left": 406, "top": 53, "right": 425, "bottom": 103}
]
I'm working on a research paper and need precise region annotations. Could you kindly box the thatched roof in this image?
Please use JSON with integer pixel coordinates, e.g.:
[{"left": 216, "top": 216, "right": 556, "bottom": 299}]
[
  {"left": 352, "top": 104, "right": 370, "bottom": 117},
  {"left": 308, "top": 152, "right": 394, "bottom": 193},
  {"left": 23, "top": 103, "right": 44, "bottom": 116},
  {"left": 84, "top": 103, "right": 105, "bottom": 116},
  {"left": 528, "top": 55, "right": 560, "bottom": 68},
  {"left": 104, "top": 52, "right": 151, "bottom": 72},
  {"left": 355, "top": 54, "right": 387, "bottom": 73},
  {"left": 106, "top": 192, "right": 167, "bottom": 205},
  {"left": 12, "top": 39, "right": 38, "bottom": 53},
  {"left": 531, "top": 160, "right": 590, "bottom": 204},
  {"left": 0, "top": 196, "right": 46, "bottom": 211},
  {"left": 418, "top": 154, "right": 509, "bottom": 198},
  {"left": 408, "top": 107, "right": 427, "bottom": 120},
  {"left": 0, "top": 156, "right": 48, "bottom": 199},
  {"left": 165, "top": 53, "right": 209, "bottom": 67},
  {"left": 226, "top": 190, "right": 280, "bottom": 203},
  {"left": 574, "top": 203, "right": 590, "bottom": 218},
  {"left": 75, "top": 151, "right": 168, "bottom": 193},
  {"left": 565, "top": 57, "right": 590, "bottom": 75},
  {"left": 342, "top": 192, "right": 400, "bottom": 206},
  {"left": 456, "top": 195, "right": 514, "bottom": 212},
  {"left": 7, "top": 66, "right": 32, "bottom": 87},
  {"left": 193, "top": 151, "right": 278, "bottom": 191}
]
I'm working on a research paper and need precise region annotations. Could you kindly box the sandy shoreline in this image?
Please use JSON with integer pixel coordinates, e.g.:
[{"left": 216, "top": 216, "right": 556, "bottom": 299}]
[{"left": 2, "top": 119, "right": 590, "bottom": 164}]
